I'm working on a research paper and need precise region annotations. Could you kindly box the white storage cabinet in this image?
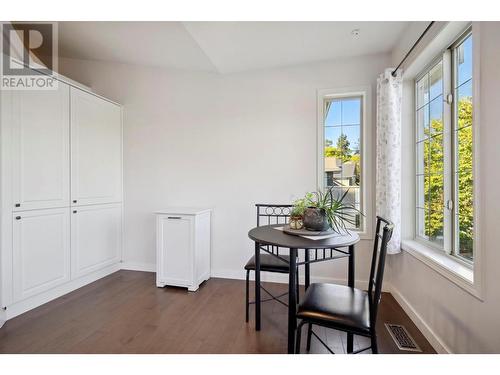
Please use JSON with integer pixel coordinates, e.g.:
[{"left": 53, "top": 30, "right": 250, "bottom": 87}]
[
  {"left": 156, "top": 208, "right": 211, "bottom": 292},
  {"left": 12, "top": 207, "right": 71, "bottom": 301},
  {"left": 0, "top": 65, "right": 123, "bottom": 317},
  {"left": 70, "top": 88, "right": 122, "bottom": 206},
  {"left": 11, "top": 83, "right": 70, "bottom": 211},
  {"left": 71, "top": 203, "right": 122, "bottom": 279}
]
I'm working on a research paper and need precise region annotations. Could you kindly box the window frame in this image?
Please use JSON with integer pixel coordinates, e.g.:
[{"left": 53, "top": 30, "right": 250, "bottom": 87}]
[
  {"left": 317, "top": 86, "right": 373, "bottom": 239},
  {"left": 413, "top": 27, "right": 474, "bottom": 268}
]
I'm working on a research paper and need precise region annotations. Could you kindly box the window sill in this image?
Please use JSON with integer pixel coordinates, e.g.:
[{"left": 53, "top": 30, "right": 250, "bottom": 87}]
[{"left": 401, "top": 240, "right": 482, "bottom": 300}]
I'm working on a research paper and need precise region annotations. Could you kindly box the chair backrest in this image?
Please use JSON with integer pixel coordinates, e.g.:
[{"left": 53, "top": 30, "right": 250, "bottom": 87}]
[
  {"left": 367, "top": 216, "right": 394, "bottom": 330},
  {"left": 255, "top": 204, "right": 292, "bottom": 227}
]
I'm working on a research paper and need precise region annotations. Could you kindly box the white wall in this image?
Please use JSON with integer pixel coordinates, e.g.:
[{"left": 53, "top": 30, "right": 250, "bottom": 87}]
[
  {"left": 58, "top": 53, "right": 389, "bottom": 285},
  {"left": 388, "top": 22, "right": 500, "bottom": 353}
]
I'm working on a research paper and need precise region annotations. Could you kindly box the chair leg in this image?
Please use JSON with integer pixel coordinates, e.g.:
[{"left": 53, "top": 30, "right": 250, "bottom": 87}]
[
  {"left": 296, "top": 267, "right": 300, "bottom": 304},
  {"left": 295, "top": 321, "right": 304, "bottom": 354},
  {"left": 245, "top": 269, "right": 250, "bottom": 322},
  {"left": 371, "top": 333, "right": 378, "bottom": 354},
  {"left": 306, "top": 323, "right": 313, "bottom": 351}
]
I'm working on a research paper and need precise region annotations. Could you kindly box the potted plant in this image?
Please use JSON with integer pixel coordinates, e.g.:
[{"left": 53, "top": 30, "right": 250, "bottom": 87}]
[
  {"left": 302, "top": 187, "right": 362, "bottom": 233},
  {"left": 289, "top": 195, "right": 310, "bottom": 230}
]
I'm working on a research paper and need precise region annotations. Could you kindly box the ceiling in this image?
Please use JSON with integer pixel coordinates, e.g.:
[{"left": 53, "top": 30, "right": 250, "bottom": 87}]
[{"left": 58, "top": 21, "right": 417, "bottom": 74}]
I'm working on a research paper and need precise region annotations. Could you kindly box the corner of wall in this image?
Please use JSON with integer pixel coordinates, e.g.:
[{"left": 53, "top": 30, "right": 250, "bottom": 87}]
[
  {"left": 120, "top": 262, "right": 156, "bottom": 273},
  {"left": 0, "top": 308, "right": 6, "bottom": 329}
]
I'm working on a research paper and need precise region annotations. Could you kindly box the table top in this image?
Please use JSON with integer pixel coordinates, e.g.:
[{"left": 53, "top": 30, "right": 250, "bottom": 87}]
[{"left": 248, "top": 224, "right": 360, "bottom": 249}]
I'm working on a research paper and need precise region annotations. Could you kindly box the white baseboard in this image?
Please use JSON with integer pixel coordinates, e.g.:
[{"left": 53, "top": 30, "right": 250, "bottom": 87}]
[
  {"left": 4, "top": 263, "right": 121, "bottom": 321},
  {"left": 120, "top": 261, "right": 155, "bottom": 273},
  {"left": 210, "top": 268, "right": 389, "bottom": 292},
  {"left": 389, "top": 285, "right": 451, "bottom": 354}
]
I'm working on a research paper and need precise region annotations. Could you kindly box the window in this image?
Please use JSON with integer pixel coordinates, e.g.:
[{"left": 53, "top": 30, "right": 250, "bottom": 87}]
[
  {"left": 415, "top": 29, "right": 474, "bottom": 263},
  {"left": 320, "top": 94, "right": 363, "bottom": 230}
]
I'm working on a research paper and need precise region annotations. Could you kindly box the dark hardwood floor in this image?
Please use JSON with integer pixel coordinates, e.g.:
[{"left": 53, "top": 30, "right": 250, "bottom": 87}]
[{"left": 0, "top": 270, "right": 435, "bottom": 354}]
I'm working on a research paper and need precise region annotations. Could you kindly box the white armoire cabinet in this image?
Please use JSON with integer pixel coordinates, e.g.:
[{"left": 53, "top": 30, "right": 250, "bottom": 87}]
[
  {"left": 156, "top": 208, "right": 211, "bottom": 292},
  {"left": 11, "top": 83, "right": 70, "bottom": 211},
  {"left": 0, "top": 67, "right": 123, "bottom": 319},
  {"left": 71, "top": 203, "right": 122, "bottom": 279},
  {"left": 12, "top": 207, "right": 71, "bottom": 301},
  {"left": 70, "top": 88, "right": 122, "bottom": 206}
]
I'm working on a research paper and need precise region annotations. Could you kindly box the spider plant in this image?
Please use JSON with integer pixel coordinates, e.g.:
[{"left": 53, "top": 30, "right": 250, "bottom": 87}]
[{"left": 306, "top": 187, "right": 363, "bottom": 233}]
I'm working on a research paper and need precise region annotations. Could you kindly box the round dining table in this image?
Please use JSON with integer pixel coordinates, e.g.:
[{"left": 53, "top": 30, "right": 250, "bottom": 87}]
[{"left": 248, "top": 224, "right": 360, "bottom": 354}]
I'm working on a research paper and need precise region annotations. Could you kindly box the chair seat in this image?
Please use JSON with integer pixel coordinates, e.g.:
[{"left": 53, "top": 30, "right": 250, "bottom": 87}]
[
  {"left": 244, "top": 254, "right": 290, "bottom": 273},
  {"left": 297, "top": 283, "right": 371, "bottom": 334}
]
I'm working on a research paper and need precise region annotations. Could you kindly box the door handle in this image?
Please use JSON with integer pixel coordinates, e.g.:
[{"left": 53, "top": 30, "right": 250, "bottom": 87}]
[
  {"left": 15, "top": 216, "right": 21, "bottom": 220},
  {"left": 73, "top": 200, "right": 77, "bottom": 203},
  {"left": 15, "top": 203, "right": 20, "bottom": 207},
  {"left": 73, "top": 210, "right": 77, "bottom": 214}
]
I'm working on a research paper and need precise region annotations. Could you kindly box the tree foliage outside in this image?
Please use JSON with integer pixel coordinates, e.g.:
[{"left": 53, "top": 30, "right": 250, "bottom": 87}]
[
  {"left": 424, "top": 112, "right": 444, "bottom": 245},
  {"left": 324, "top": 134, "right": 360, "bottom": 184},
  {"left": 456, "top": 98, "right": 474, "bottom": 258},
  {"left": 423, "top": 98, "right": 473, "bottom": 259},
  {"left": 324, "top": 133, "right": 361, "bottom": 229}
]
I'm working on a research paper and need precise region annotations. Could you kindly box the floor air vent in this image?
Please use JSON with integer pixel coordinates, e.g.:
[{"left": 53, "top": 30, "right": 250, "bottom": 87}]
[{"left": 385, "top": 323, "right": 422, "bottom": 352}]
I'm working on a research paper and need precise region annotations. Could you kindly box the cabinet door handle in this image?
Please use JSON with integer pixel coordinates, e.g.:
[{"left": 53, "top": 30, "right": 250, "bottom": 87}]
[
  {"left": 73, "top": 210, "right": 77, "bottom": 214},
  {"left": 15, "top": 216, "right": 21, "bottom": 220},
  {"left": 73, "top": 200, "right": 77, "bottom": 203},
  {"left": 15, "top": 203, "right": 20, "bottom": 207},
  {"left": 167, "top": 216, "right": 181, "bottom": 219}
]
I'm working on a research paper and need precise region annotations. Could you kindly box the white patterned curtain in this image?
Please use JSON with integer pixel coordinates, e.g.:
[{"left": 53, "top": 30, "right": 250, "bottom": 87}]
[{"left": 376, "top": 69, "right": 402, "bottom": 254}]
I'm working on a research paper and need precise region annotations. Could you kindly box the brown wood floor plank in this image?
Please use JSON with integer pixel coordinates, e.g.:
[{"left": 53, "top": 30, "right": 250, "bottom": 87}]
[{"left": 0, "top": 270, "right": 436, "bottom": 354}]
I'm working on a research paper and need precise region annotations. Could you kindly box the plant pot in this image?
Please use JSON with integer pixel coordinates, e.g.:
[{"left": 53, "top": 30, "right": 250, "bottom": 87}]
[
  {"left": 289, "top": 215, "right": 304, "bottom": 230},
  {"left": 303, "top": 207, "right": 330, "bottom": 231}
]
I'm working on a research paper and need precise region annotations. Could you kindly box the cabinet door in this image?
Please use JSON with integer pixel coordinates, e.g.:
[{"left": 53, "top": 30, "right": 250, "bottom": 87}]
[
  {"left": 71, "top": 203, "right": 122, "bottom": 278},
  {"left": 11, "top": 84, "right": 70, "bottom": 211},
  {"left": 157, "top": 215, "right": 193, "bottom": 286},
  {"left": 12, "top": 208, "right": 70, "bottom": 301},
  {"left": 71, "top": 88, "right": 122, "bottom": 206}
]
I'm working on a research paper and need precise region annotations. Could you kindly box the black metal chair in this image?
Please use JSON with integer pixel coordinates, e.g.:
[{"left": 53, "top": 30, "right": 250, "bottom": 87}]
[
  {"left": 295, "top": 216, "right": 394, "bottom": 354},
  {"left": 245, "top": 204, "right": 300, "bottom": 322}
]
